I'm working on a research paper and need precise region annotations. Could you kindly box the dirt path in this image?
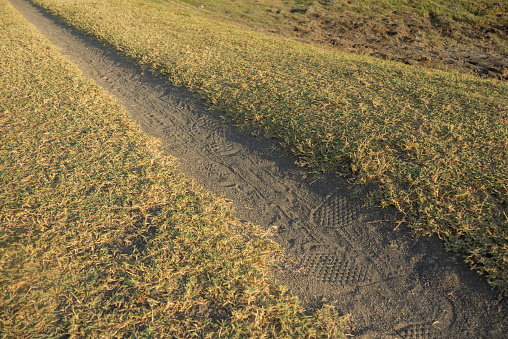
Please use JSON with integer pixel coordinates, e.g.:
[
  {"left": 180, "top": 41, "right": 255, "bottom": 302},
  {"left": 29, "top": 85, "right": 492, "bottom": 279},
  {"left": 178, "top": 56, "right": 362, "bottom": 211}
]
[{"left": 10, "top": 0, "right": 507, "bottom": 337}]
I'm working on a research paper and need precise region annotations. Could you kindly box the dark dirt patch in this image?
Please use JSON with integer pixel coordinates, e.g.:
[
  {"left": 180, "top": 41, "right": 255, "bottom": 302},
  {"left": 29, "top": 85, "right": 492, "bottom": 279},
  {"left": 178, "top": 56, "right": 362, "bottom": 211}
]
[
  {"left": 180, "top": 304, "right": 232, "bottom": 324},
  {"left": 10, "top": 0, "right": 507, "bottom": 337},
  {"left": 270, "top": 7, "right": 508, "bottom": 80},
  {"left": 321, "top": 13, "right": 507, "bottom": 79}
]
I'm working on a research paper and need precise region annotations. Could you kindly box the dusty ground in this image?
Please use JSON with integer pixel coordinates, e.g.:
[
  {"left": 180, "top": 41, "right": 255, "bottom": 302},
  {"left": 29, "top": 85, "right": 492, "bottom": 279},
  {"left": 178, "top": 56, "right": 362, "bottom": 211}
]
[
  {"left": 11, "top": 0, "right": 508, "bottom": 338},
  {"left": 265, "top": 5, "right": 508, "bottom": 81}
]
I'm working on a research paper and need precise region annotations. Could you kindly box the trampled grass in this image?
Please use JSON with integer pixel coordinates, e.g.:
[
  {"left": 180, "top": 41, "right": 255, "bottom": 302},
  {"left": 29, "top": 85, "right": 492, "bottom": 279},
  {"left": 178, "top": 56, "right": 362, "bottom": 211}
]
[
  {"left": 27, "top": 0, "right": 508, "bottom": 296},
  {"left": 0, "top": 0, "right": 345, "bottom": 336}
]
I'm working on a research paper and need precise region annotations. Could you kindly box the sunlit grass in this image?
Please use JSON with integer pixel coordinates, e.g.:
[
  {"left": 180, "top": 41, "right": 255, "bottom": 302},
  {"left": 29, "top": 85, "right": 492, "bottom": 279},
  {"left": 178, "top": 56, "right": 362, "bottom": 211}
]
[
  {"left": 27, "top": 0, "right": 508, "bottom": 296},
  {"left": 0, "top": 0, "right": 345, "bottom": 336}
]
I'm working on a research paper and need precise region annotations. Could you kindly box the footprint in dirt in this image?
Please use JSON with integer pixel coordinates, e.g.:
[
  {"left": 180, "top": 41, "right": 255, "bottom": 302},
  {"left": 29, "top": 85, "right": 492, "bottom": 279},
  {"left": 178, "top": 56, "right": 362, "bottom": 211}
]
[{"left": 11, "top": 0, "right": 506, "bottom": 337}]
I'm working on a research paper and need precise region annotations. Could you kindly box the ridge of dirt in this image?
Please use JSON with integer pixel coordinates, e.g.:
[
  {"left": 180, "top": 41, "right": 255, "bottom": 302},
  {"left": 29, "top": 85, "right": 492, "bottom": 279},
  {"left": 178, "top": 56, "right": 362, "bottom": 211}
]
[{"left": 10, "top": 0, "right": 507, "bottom": 337}]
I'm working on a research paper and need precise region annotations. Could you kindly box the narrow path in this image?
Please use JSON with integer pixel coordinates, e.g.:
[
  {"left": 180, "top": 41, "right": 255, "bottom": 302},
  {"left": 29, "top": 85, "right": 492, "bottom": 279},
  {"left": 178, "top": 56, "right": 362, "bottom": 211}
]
[{"left": 10, "top": 0, "right": 507, "bottom": 337}]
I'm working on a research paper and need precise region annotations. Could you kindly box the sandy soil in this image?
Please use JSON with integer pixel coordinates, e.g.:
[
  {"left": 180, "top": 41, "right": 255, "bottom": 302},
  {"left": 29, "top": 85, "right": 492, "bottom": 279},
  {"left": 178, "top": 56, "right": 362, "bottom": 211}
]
[{"left": 10, "top": 0, "right": 507, "bottom": 337}]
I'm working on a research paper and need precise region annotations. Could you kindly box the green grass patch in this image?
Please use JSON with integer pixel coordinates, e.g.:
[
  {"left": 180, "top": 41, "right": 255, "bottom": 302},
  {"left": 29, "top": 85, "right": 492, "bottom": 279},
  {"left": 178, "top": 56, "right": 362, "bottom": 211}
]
[
  {"left": 27, "top": 0, "right": 508, "bottom": 296},
  {"left": 0, "top": 1, "right": 345, "bottom": 336}
]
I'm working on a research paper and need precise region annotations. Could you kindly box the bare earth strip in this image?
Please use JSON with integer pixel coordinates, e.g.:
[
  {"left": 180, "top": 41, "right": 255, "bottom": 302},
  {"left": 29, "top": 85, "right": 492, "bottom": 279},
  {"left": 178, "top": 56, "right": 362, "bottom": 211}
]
[{"left": 9, "top": 0, "right": 507, "bottom": 337}]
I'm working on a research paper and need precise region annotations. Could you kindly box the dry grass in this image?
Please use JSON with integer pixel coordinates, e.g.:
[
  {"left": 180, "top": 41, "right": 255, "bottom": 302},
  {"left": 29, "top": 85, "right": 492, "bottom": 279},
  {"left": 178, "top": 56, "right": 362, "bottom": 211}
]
[
  {"left": 0, "top": 1, "right": 345, "bottom": 337},
  {"left": 27, "top": 0, "right": 508, "bottom": 295}
]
